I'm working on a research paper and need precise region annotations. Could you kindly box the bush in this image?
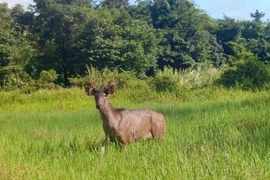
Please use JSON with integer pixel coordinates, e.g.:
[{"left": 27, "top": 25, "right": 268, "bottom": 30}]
[
  {"left": 69, "top": 75, "right": 87, "bottom": 88},
  {"left": 1, "top": 69, "right": 60, "bottom": 93},
  {"left": 151, "top": 75, "right": 177, "bottom": 92},
  {"left": 113, "top": 71, "right": 138, "bottom": 89},
  {"left": 1, "top": 71, "right": 36, "bottom": 93},
  {"left": 217, "top": 59, "right": 270, "bottom": 90},
  {"left": 83, "top": 66, "right": 149, "bottom": 90},
  {"left": 151, "top": 66, "right": 222, "bottom": 92},
  {"left": 36, "top": 69, "right": 59, "bottom": 89}
]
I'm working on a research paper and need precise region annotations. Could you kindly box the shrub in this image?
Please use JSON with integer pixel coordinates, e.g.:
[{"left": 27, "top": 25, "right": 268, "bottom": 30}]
[
  {"left": 113, "top": 71, "right": 138, "bottom": 89},
  {"left": 217, "top": 59, "right": 270, "bottom": 90},
  {"left": 2, "top": 71, "right": 36, "bottom": 93},
  {"left": 151, "top": 66, "right": 222, "bottom": 92},
  {"left": 69, "top": 75, "right": 87, "bottom": 88},
  {"left": 84, "top": 66, "right": 149, "bottom": 90},
  {"left": 151, "top": 75, "right": 177, "bottom": 92},
  {"left": 36, "top": 69, "right": 59, "bottom": 89},
  {"left": 1, "top": 69, "right": 59, "bottom": 93}
]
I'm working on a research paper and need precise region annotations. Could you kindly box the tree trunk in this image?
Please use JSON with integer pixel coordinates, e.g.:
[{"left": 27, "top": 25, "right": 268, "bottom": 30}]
[{"left": 61, "top": 39, "right": 68, "bottom": 87}]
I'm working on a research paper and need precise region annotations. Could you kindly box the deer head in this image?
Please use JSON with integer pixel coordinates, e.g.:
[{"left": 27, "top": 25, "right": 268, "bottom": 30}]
[{"left": 85, "top": 77, "right": 115, "bottom": 109}]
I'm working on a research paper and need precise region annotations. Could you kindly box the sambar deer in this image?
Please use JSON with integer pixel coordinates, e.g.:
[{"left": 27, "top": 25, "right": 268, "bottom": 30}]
[{"left": 85, "top": 76, "right": 166, "bottom": 149}]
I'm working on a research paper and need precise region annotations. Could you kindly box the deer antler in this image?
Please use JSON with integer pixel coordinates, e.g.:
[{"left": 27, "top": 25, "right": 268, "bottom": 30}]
[
  {"left": 107, "top": 80, "right": 113, "bottom": 87},
  {"left": 86, "top": 65, "right": 96, "bottom": 88},
  {"left": 89, "top": 77, "right": 95, "bottom": 88}
]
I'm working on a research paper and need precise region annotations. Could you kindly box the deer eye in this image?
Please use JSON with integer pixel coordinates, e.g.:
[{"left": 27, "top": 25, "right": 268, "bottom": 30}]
[{"left": 91, "top": 89, "right": 96, "bottom": 94}]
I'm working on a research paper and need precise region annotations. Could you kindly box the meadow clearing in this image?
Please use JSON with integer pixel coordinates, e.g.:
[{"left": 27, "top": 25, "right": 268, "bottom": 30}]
[{"left": 0, "top": 87, "right": 269, "bottom": 179}]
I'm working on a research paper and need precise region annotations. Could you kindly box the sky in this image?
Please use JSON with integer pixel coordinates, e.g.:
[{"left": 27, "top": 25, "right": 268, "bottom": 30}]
[{"left": 0, "top": 0, "right": 269, "bottom": 21}]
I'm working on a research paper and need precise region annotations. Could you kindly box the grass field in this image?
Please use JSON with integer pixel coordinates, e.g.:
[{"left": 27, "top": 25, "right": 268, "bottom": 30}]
[{"left": 0, "top": 88, "right": 269, "bottom": 179}]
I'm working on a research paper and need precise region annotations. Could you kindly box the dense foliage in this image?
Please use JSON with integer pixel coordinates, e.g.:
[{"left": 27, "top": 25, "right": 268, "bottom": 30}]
[
  {"left": 217, "top": 59, "right": 270, "bottom": 90},
  {"left": 0, "top": 0, "right": 269, "bottom": 90}
]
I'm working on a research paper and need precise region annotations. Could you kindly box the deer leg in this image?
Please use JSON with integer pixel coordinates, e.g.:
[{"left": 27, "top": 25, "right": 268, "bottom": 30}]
[
  {"left": 151, "top": 122, "right": 163, "bottom": 141},
  {"left": 101, "top": 136, "right": 109, "bottom": 153}
]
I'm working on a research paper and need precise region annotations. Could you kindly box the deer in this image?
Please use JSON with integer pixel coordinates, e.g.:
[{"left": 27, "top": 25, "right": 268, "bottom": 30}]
[{"left": 84, "top": 76, "right": 166, "bottom": 150}]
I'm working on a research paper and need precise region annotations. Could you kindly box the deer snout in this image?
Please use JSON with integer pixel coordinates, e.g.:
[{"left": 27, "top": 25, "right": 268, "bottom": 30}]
[
  {"left": 96, "top": 101, "right": 103, "bottom": 109},
  {"left": 94, "top": 95, "right": 106, "bottom": 110}
]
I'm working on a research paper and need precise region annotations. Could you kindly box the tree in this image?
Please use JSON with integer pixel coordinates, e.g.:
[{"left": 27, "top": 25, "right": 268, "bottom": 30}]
[
  {"left": 214, "top": 17, "right": 242, "bottom": 56},
  {"left": 250, "top": 9, "right": 265, "bottom": 22},
  {"left": 0, "top": 3, "right": 35, "bottom": 88},
  {"left": 80, "top": 8, "right": 159, "bottom": 75},
  {"left": 128, "top": 0, "right": 152, "bottom": 23},
  {"left": 226, "top": 37, "right": 254, "bottom": 65},
  {"left": 100, "top": 0, "right": 129, "bottom": 9},
  {"left": 30, "top": 0, "right": 87, "bottom": 86},
  {"left": 150, "top": 0, "right": 225, "bottom": 69},
  {"left": 241, "top": 20, "right": 264, "bottom": 40},
  {"left": 238, "top": 19, "right": 267, "bottom": 63}
]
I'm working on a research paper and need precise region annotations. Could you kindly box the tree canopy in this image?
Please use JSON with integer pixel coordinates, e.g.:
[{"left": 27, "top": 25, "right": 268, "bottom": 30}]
[{"left": 0, "top": 0, "right": 269, "bottom": 89}]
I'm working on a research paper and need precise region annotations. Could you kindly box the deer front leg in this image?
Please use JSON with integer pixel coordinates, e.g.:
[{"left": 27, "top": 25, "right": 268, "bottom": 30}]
[{"left": 101, "top": 136, "right": 109, "bottom": 153}]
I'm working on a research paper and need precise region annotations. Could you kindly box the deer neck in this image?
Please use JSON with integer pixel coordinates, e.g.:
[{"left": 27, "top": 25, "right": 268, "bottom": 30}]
[{"left": 98, "top": 98, "right": 120, "bottom": 126}]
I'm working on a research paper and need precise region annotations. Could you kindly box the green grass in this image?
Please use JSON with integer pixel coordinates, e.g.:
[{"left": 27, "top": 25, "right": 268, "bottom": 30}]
[{"left": 0, "top": 88, "right": 269, "bottom": 179}]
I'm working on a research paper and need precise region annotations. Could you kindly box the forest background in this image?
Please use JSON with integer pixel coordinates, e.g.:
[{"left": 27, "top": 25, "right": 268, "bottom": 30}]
[{"left": 0, "top": 0, "right": 270, "bottom": 91}]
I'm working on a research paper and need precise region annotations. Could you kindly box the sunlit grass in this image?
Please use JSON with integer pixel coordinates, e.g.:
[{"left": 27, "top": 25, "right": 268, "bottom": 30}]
[{"left": 0, "top": 88, "right": 269, "bottom": 179}]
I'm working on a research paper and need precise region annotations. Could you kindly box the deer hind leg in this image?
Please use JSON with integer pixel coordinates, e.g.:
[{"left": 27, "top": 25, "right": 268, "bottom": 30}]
[{"left": 151, "top": 120, "right": 165, "bottom": 141}]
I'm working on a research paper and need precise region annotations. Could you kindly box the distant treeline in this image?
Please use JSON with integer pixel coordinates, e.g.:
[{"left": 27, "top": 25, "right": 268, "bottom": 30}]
[{"left": 0, "top": 0, "right": 269, "bottom": 89}]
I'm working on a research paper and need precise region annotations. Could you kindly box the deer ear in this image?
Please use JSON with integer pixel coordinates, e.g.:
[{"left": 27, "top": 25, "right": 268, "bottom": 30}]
[
  {"left": 109, "top": 85, "right": 115, "bottom": 94},
  {"left": 105, "top": 85, "right": 115, "bottom": 95},
  {"left": 84, "top": 86, "right": 95, "bottom": 96}
]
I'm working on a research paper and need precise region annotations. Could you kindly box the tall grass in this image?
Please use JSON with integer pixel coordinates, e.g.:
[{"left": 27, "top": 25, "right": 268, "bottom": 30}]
[
  {"left": 0, "top": 87, "right": 269, "bottom": 179},
  {"left": 155, "top": 65, "right": 223, "bottom": 88}
]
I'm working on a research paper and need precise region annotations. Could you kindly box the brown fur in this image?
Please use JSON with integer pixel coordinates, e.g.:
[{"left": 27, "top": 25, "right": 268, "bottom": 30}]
[{"left": 85, "top": 84, "right": 166, "bottom": 148}]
